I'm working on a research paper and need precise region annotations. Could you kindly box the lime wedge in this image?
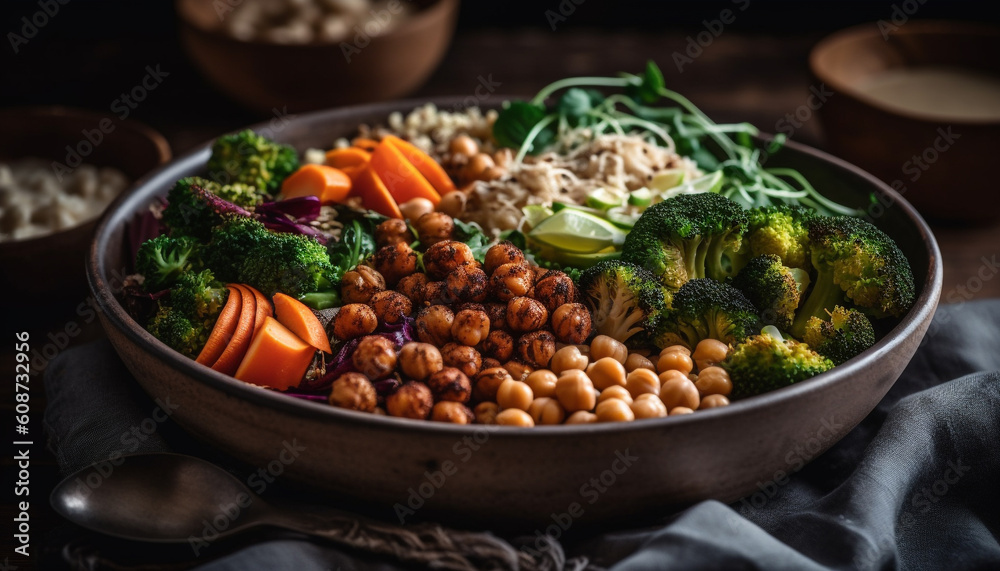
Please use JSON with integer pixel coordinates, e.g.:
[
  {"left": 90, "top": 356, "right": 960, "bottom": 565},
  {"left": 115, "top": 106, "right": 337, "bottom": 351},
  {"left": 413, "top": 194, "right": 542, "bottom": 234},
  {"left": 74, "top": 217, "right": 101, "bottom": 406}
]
[
  {"left": 585, "top": 188, "right": 623, "bottom": 210},
  {"left": 627, "top": 188, "right": 654, "bottom": 207},
  {"left": 606, "top": 206, "right": 642, "bottom": 228},
  {"left": 552, "top": 202, "right": 605, "bottom": 216},
  {"left": 672, "top": 170, "right": 724, "bottom": 196},
  {"left": 648, "top": 168, "right": 687, "bottom": 191},
  {"left": 529, "top": 209, "right": 627, "bottom": 253},
  {"left": 521, "top": 205, "right": 554, "bottom": 231}
]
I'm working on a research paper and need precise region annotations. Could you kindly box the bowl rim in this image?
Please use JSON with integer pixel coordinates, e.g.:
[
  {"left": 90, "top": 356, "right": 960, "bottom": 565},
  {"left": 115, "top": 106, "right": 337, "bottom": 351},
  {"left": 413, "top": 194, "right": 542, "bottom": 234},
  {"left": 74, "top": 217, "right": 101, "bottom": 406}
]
[
  {"left": 87, "top": 96, "right": 943, "bottom": 438},
  {"left": 809, "top": 20, "right": 1000, "bottom": 126}
]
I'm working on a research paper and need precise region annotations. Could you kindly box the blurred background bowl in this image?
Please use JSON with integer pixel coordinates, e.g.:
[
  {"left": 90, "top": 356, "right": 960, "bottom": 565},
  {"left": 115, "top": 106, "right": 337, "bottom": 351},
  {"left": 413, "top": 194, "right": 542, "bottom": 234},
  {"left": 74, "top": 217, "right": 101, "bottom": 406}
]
[
  {"left": 810, "top": 21, "right": 1000, "bottom": 223},
  {"left": 176, "top": 0, "right": 459, "bottom": 113}
]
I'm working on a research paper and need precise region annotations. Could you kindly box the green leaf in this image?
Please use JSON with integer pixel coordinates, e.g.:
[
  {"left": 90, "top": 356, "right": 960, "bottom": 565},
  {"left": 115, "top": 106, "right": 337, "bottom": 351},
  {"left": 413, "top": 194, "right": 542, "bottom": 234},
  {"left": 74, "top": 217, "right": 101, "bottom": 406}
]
[
  {"left": 453, "top": 218, "right": 492, "bottom": 263},
  {"left": 493, "top": 101, "right": 549, "bottom": 151},
  {"left": 628, "top": 61, "right": 665, "bottom": 104},
  {"left": 556, "top": 88, "right": 606, "bottom": 126}
]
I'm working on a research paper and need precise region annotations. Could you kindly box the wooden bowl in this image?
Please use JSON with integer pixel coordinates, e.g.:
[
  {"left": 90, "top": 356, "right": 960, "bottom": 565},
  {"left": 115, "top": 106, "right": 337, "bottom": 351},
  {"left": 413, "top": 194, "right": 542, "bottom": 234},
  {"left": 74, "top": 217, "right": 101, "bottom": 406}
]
[
  {"left": 176, "top": 0, "right": 459, "bottom": 113},
  {"left": 0, "top": 107, "right": 170, "bottom": 301},
  {"left": 810, "top": 21, "right": 1000, "bottom": 223},
  {"left": 87, "top": 98, "right": 941, "bottom": 527}
]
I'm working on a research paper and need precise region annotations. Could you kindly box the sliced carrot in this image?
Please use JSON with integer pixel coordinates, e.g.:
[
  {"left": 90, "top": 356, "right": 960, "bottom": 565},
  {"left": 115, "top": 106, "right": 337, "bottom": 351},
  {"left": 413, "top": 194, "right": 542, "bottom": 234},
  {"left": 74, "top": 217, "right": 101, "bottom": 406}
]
[
  {"left": 212, "top": 284, "right": 257, "bottom": 376},
  {"left": 340, "top": 164, "right": 366, "bottom": 184},
  {"left": 325, "top": 147, "right": 371, "bottom": 170},
  {"left": 196, "top": 285, "right": 240, "bottom": 366},
  {"left": 247, "top": 285, "right": 272, "bottom": 337},
  {"left": 234, "top": 316, "right": 316, "bottom": 391},
  {"left": 272, "top": 292, "right": 332, "bottom": 353},
  {"left": 354, "top": 166, "right": 403, "bottom": 218},
  {"left": 369, "top": 140, "right": 442, "bottom": 206},
  {"left": 280, "top": 164, "right": 352, "bottom": 204},
  {"left": 352, "top": 137, "right": 379, "bottom": 153},
  {"left": 382, "top": 135, "right": 456, "bottom": 195}
]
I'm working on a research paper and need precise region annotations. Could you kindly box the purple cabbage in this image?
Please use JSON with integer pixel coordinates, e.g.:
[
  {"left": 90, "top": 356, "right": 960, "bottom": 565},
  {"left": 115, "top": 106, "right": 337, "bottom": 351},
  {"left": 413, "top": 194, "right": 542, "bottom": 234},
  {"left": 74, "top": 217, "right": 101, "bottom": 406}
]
[
  {"left": 255, "top": 196, "right": 327, "bottom": 244},
  {"left": 126, "top": 199, "right": 166, "bottom": 273},
  {"left": 192, "top": 184, "right": 254, "bottom": 218},
  {"left": 302, "top": 316, "right": 417, "bottom": 392}
]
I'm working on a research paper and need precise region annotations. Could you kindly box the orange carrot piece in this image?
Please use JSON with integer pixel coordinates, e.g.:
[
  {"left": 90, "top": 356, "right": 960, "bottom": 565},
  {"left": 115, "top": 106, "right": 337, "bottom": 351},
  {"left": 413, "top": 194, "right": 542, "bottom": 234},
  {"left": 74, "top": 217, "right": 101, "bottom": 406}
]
[
  {"left": 247, "top": 285, "right": 272, "bottom": 337},
  {"left": 369, "top": 140, "right": 442, "bottom": 206},
  {"left": 354, "top": 166, "right": 403, "bottom": 218},
  {"left": 196, "top": 285, "right": 240, "bottom": 366},
  {"left": 234, "top": 316, "right": 316, "bottom": 391},
  {"left": 272, "top": 292, "right": 332, "bottom": 354},
  {"left": 325, "top": 147, "right": 371, "bottom": 170},
  {"left": 340, "top": 164, "right": 366, "bottom": 183},
  {"left": 352, "top": 137, "right": 379, "bottom": 153},
  {"left": 382, "top": 135, "right": 456, "bottom": 195},
  {"left": 280, "top": 164, "right": 352, "bottom": 204},
  {"left": 212, "top": 284, "right": 257, "bottom": 376}
]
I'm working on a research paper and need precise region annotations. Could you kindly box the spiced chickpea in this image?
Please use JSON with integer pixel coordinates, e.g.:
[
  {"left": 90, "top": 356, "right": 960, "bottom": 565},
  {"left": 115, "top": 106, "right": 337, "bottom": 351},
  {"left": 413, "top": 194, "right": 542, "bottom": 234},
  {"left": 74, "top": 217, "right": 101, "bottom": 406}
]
[
  {"left": 473, "top": 367, "right": 513, "bottom": 403},
  {"left": 659, "top": 375, "right": 701, "bottom": 410},
  {"left": 587, "top": 357, "right": 628, "bottom": 390},
  {"left": 328, "top": 372, "right": 377, "bottom": 412},
  {"left": 533, "top": 272, "right": 578, "bottom": 312},
  {"left": 395, "top": 273, "right": 429, "bottom": 306},
  {"left": 424, "top": 281, "right": 452, "bottom": 305},
  {"left": 430, "top": 401, "right": 474, "bottom": 424},
  {"left": 482, "top": 357, "right": 502, "bottom": 370},
  {"left": 478, "top": 330, "right": 514, "bottom": 362},
  {"left": 595, "top": 398, "right": 635, "bottom": 422},
  {"left": 525, "top": 369, "right": 558, "bottom": 398},
  {"left": 496, "top": 379, "right": 534, "bottom": 411},
  {"left": 693, "top": 339, "right": 729, "bottom": 371},
  {"left": 490, "top": 263, "right": 534, "bottom": 302},
  {"left": 423, "top": 240, "right": 475, "bottom": 279},
  {"left": 495, "top": 408, "right": 534, "bottom": 427},
  {"left": 484, "top": 302, "right": 507, "bottom": 331},
  {"left": 426, "top": 367, "right": 472, "bottom": 403},
  {"left": 597, "top": 385, "right": 633, "bottom": 405},
  {"left": 631, "top": 394, "right": 668, "bottom": 419},
  {"left": 549, "top": 345, "right": 588, "bottom": 375},
  {"left": 340, "top": 265, "right": 385, "bottom": 304},
  {"left": 415, "top": 305, "right": 453, "bottom": 346},
  {"left": 352, "top": 336, "right": 397, "bottom": 380},
  {"left": 625, "top": 353, "right": 656, "bottom": 373},
  {"left": 473, "top": 402, "right": 500, "bottom": 425},
  {"left": 531, "top": 265, "right": 551, "bottom": 281},
  {"left": 700, "top": 394, "right": 731, "bottom": 409},
  {"left": 625, "top": 368, "right": 661, "bottom": 399},
  {"left": 447, "top": 265, "right": 489, "bottom": 303},
  {"left": 374, "top": 218, "right": 413, "bottom": 248},
  {"left": 695, "top": 366, "right": 733, "bottom": 396},
  {"left": 368, "top": 290, "right": 412, "bottom": 325},
  {"left": 565, "top": 410, "right": 598, "bottom": 424},
  {"left": 551, "top": 303, "right": 592, "bottom": 344},
  {"left": 373, "top": 242, "right": 418, "bottom": 286},
  {"left": 397, "top": 342, "right": 444, "bottom": 382},
  {"left": 386, "top": 381, "right": 433, "bottom": 420},
  {"left": 503, "top": 360, "right": 534, "bottom": 382},
  {"left": 506, "top": 297, "right": 548, "bottom": 332},
  {"left": 516, "top": 330, "right": 556, "bottom": 368},
  {"left": 555, "top": 370, "right": 596, "bottom": 412},
  {"left": 658, "top": 350, "right": 694, "bottom": 375},
  {"left": 440, "top": 343, "right": 482, "bottom": 378},
  {"left": 454, "top": 302, "right": 486, "bottom": 313},
  {"left": 590, "top": 335, "right": 628, "bottom": 364},
  {"left": 414, "top": 212, "right": 454, "bottom": 246},
  {"left": 332, "top": 304, "right": 377, "bottom": 340},
  {"left": 484, "top": 241, "right": 525, "bottom": 275},
  {"left": 528, "top": 397, "right": 566, "bottom": 425},
  {"left": 452, "top": 309, "right": 490, "bottom": 346}
]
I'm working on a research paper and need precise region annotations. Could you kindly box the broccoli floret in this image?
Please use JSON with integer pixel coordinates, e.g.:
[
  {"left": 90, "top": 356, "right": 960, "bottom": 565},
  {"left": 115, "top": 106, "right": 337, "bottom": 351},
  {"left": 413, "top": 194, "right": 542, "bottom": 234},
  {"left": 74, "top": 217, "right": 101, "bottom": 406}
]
[
  {"left": 146, "top": 268, "right": 229, "bottom": 358},
  {"left": 162, "top": 177, "right": 255, "bottom": 240},
  {"left": 135, "top": 234, "right": 200, "bottom": 291},
  {"left": 207, "top": 217, "right": 336, "bottom": 303},
  {"left": 746, "top": 204, "right": 816, "bottom": 270},
  {"left": 803, "top": 306, "right": 875, "bottom": 365},
  {"left": 207, "top": 130, "right": 299, "bottom": 194},
  {"left": 147, "top": 306, "right": 205, "bottom": 358},
  {"left": 653, "top": 278, "right": 760, "bottom": 349},
  {"left": 723, "top": 332, "right": 833, "bottom": 399},
  {"left": 171, "top": 269, "right": 228, "bottom": 321},
  {"left": 621, "top": 193, "right": 749, "bottom": 289},
  {"left": 731, "top": 254, "right": 810, "bottom": 331},
  {"left": 579, "top": 260, "right": 671, "bottom": 347},
  {"left": 790, "top": 216, "right": 915, "bottom": 337}
]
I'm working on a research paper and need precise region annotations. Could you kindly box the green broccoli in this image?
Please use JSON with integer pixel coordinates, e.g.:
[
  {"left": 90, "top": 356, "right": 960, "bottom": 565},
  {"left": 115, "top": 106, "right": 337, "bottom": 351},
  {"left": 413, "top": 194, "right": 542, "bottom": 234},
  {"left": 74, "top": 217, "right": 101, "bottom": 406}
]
[
  {"left": 723, "top": 332, "right": 833, "bottom": 399},
  {"left": 207, "top": 130, "right": 299, "bottom": 194},
  {"left": 653, "top": 278, "right": 760, "bottom": 349},
  {"left": 146, "top": 269, "right": 229, "bottom": 358},
  {"left": 803, "top": 305, "right": 875, "bottom": 365},
  {"left": 790, "top": 215, "right": 915, "bottom": 337},
  {"left": 135, "top": 234, "right": 200, "bottom": 291},
  {"left": 170, "top": 269, "right": 228, "bottom": 322},
  {"left": 745, "top": 204, "right": 816, "bottom": 270},
  {"left": 621, "top": 193, "right": 749, "bottom": 289},
  {"left": 731, "top": 254, "right": 810, "bottom": 331},
  {"left": 579, "top": 260, "right": 671, "bottom": 347},
  {"left": 162, "top": 177, "right": 255, "bottom": 240},
  {"left": 147, "top": 307, "right": 205, "bottom": 358}
]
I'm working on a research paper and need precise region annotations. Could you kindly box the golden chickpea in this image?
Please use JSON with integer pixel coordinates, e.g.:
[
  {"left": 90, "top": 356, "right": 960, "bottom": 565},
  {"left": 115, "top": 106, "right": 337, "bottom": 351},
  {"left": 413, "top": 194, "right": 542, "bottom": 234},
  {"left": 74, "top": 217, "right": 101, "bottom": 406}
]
[
  {"left": 473, "top": 367, "right": 512, "bottom": 403},
  {"left": 555, "top": 370, "right": 596, "bottom": 412},
  {"left": 590, "top": 335, "right": 628, "bottom": 364},
  {"left": 373, "top": 242, "right": 418, "bottom": 286},
  {"left": 386, "top": 381, "right": 433, "bottom": 420},
  {"left": 328, "top": 372, "right": 377, "bottom": 412},
  {"left": 484, "top": 302, "right": 507, "bottom": 331},
  {"left": 657, "top": 350, "right": 694, "bottom": 375},
  {"left": 481, "top": 166, "right": 504, "bottom": 181},
  {"left": 395, "top": 272, "right": 429, "bottom": 306},
  {"left": 658, "top": 369, "right": 690, "bottom": 387},
  {"left": 496, "top": 408, "right": 534, "bottom": 427},
  {"left": 533, "top": 272, "right": 578, "bottom": 312},
  {"left": 397, "top": 342, "right": 444, "bottom": 382},
  {"left": 373, "top": 407, "right": 387, "bottom": 415},
  {"left": 695, "top": 366, "right": 733, "bottom": 397},
  {"left": 465, "top": 152, "right": 496, "bottom": 180},
  {"left": 473, "top": 401, "right": 500, "bottom": 425},
  {"left": 399, "top": 197, "right": 435, "bottom": 222},
  {"left": 490, "top": 263, "right": 534, "bottom": 302},
  {"left": 506, "top": 297, "right": 548, "bottom": 332},
  {"left": 625, "top": 368, "right": 661, "bottom": 399},
  {"left": 551, "top": 303, "right": 592, "bottom": 345},
  {"left": 447, "top": 265, "right": 489, "bottom": 303},
  {"left": 631, "top": 394, "right": 668, "bottom": 419},
  {"left": 493, "top": 148, "right": 513, "bottom": 168},
  {"left": 693, "top": 339, "right": 729, "bottom": 371},
  {"left": 439, "top": 343, "right": 482, "bottom": 378},
  {"left": 587, "top": 357, "right": 627, "bottom": 391},
  {"left": 625, "top": 353, "right": 656, "bottom": 373},
  {"left": 565, "top": 410, "right": 598, "bottom": 425},
  {"left": 368, "top": 290, "right": 412, "bottom": 325},
  {"left": 482, "top": 357, "right": 502, "bottom": 370},
  {"left": 431, "top": 401, "right": 474, "bottom": 424},
  {"left": 479, "top": 330, "right": 514, "bottom": 362},
  {"left": 340, "top": 265, "right": 385, "bottom": 304},
  {"left": 424, "top": 367, "right": 471, "bottom": 403},
  {"left": 503, "top": 360, "right": 534, "bottom": 382},
  {"left": 423, "top": 240, "right": 475, "bottom": 279},
  {"left": 452, "top": 309, "right": 490, "bottom": 346},
  {"left": 496, "top": 379, "right": 534, "bottom": 411},
  {"left": 597, "top": 385, "right": 633, "bottom": 405},
  {"left": 659, "top": 375, "right": 701, "bottom": 411},
  {"left": 353, "top": 335, "right": 397, "bottom": 380},
  {"left": 449, "top": 134, "right": 479, "bottom": 157},
  {"left": 525, "top": 369, "right": 558, "bottom": 398},
  {"left": 661, "top": 345, "right": 691, "bottom": 356},
  {"left": 596, "top": 398, "right": 635, "bottom": 422},
  {"left": 699, "top": 394, "right": 731, "bottom": 409},
  {"left": 526, "top": 397, "right": 564, "bottom": 425},
  {"left": 550, "top": 345, "right": 589, "bottom": 375},
  {"left": 516, "top": 330, "right": 556, "bottom": 368},
  {"left": 484, "top": 241, "right": 525, "bottom": 276},
  {"left": 414, "top": 212, "right": 454, "bottom": 247},
  {"left": 375, "top": 218, "right": 414, "bottom": 248},
  {"left": 332, "top": 304, "right": 378, "bottom": 340},
  {"left": 415, "top": 305, "right": 454, "bottom": 346},
  {"left": 436, "top": 191, "right": 467, "bottom": 218},
  {"left": 669, "top": 406, "right": 694, "bottom": 416}
]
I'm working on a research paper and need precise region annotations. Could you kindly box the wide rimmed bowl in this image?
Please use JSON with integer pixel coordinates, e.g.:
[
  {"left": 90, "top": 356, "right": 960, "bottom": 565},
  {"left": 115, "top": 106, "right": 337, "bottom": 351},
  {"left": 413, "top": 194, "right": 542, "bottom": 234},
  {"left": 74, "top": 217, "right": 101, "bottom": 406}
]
[{"left": 87, "top": 97, "right": 942, "bottom": 528}]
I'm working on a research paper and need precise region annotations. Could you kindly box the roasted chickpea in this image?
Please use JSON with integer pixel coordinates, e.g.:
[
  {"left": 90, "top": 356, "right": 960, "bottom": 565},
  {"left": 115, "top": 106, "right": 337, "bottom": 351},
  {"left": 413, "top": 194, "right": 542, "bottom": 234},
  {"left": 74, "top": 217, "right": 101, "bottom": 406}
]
[
  {"left": 369, "top": 290, "right": 412, "bottom": 325},
  {"left": 386, "top": 381, "right": 433, "bottom": 420},
  {"left": 525, "top": 369, "right": 558, "bottom": 398},
  {"left": 373, "top": 242, "right": 418, "bottom": 286},
  {"left": 631, "top": 395, "right": 668, "bottom": 419},
  {"left": 447, "top": 265, "right": 489, "bottom": 302},
  {"left": 493, "top": 148, "right": 513, "bottom": 168},
  {"left": 375, "top": 218, "right": 413, "bottom": 248},
  {"left": 555, "top": 370, "right": 596, "bottom": 412},
  {"left": 496, "top": 379, "right": 534, "bottom": 411},
  {"left": 395, "top": 273, "right": 429, "bottom": 306},
  {"left": 478, "top": 330, "right": 514, "bottom": 362},
  {"left": 625, "top": 353, "right": 656, "bottom": 373},
  {"left": 590, "top": 335, "right": 628, "bottom": 364},
  {"left": 398, "top": 342, "right": 443, "bottom": 382},
  {"left": 399, "top": 197, "right": 435, "bottom": 222},
  {"left": 528, "top": 397, "right": 566, "bottom": 425},
  {"left": 503, "top": 360, "right": 534, "bottom": 382},
  {"left": 516, "top": 330, "right": 556, "bottom": 368},
  {"left": 533, "top": 272, "right": 578, "bottom": 312},
  {"left": 565, "top": 410, "right": 598, "bottom": 424},
  {"left": 661, "top": 344, "right": 692, "bottom": 356},
  {"left": 531, "top": 265, "right": 551, "bottom": 281},
  {"left": 449, "top": 134, "right": 479, "bottom": 157},
  {"left": 473, "top": 367, "right": 513, "bottom": 403},
  {"left": 426, "top": 367, "right": 472, "bottom": 403},
  {"left": 596, "top": 398, "right": 635, "bottom": 422},
  {"left": 699, "top": 394, "right": 731, "bottom": 409},
  {"left": 506, "top": 297, "right": 548, "bottom": 332},
  {"left": 440, "top": 343, "right": 482, "bottom": 378},
  {"left": 329, "top": 372, "right": 377, "bottom": 412},
  {"left": 587, "top": 357, "right": 627, "bottom": 390},
  {"left": 452, "top": 309, "right": 490, "bottom": 346},
  {"left": 352, "top": 336, "right": 397, "bottom": 380},
  {"left": 490, "top": 263, "right": 534, "bottom": 302},
  {"left": 695, "top": 366, "right": 733, "bottom": 397},
  {"left": 454, "top": 302, "right": 486, "bottom": 313},
  {"left": 437, "top": 191, "right": 467, "bottom": 218},
  {"left": 340, "top": 265, "right": 385, "bottom": 304},
  {"left": 332, "top": 304, "right": 377, "bottom": 340},
  {"left": 693, "top": 339, "right": 729, "bottom": 371},
  {"left": 625, "top": 368, "right": 661, "bottom": 399},
  {"left": 598, "top": 385, "right": 633, "bottom": 405},
  {"left": 465, "top": 152, "right": 495, "bottom": 180},
  {"left": 482, "top": 357, "right": 502, "bottom": 370},
  {"left": 669, "top": 406, "right": 694, "bottom": 416},
  {"left": 659, "top": 375, "right": 701, "bottom": 411},
  {"left": 484, "top": 241, "right": 525, "bottom": 275},
  {"left": 484, "top": 302, "right": 508, "bottom": 330},
  {"left": 496, "top": 408, "right": 534, "bottom": 427},
  {"left": 431, "top": 401, "right": 474, "bottom": 424},
  {"left": 424, "top": 281, "right": 452, "bottom": 305},
  {"left": 423, "top": 240, "right": 475, "bottom": 279},
  {"left": 474, "top": 401, "right": 500, "bottom": 424},
  {"left": 549, "top": 345, "right": 589, "bottom": 375},
  {"left": 551, "top": 303, "right": 592, "bottom": 344},
  {"left": 658, "top": 350, "right": 694, "bottom": 375},
  {"left": 415, "top": 305, "right": 454, "bottom": 346},
  {"left": 414, "top": 212, "right": 454, "bottom": 246}
]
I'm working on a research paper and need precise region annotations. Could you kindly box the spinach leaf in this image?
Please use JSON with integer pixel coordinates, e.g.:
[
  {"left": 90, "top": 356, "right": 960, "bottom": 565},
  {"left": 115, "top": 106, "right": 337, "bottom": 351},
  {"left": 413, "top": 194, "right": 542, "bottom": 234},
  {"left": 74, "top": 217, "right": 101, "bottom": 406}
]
[
  {"left": 453, "top": 218, "right": 492, "bottom": 263},
  {"left": 627, "top": 60, "right": 666, "bottom": 104},
  {"left": 493, "top": 101, "right": 554, "bottom": 153}
]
